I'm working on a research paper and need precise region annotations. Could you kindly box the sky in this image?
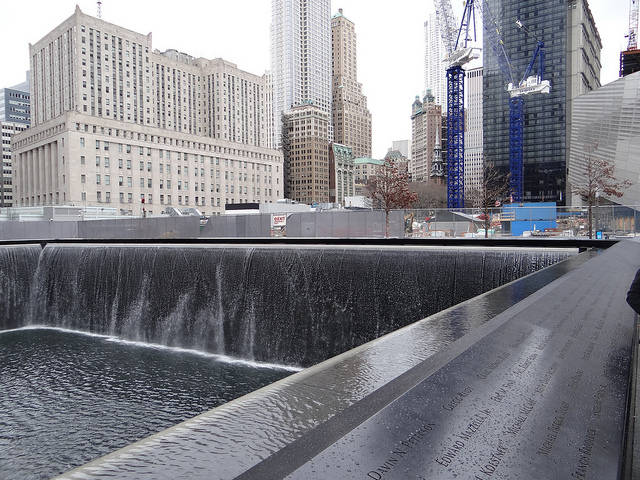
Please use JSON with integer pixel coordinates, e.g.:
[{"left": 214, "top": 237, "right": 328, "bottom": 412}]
[{"left": 0, "top": 0, "right": 630, "bottom": 158}]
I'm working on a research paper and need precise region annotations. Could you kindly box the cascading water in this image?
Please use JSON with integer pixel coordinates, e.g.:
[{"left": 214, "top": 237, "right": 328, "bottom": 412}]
[
  {"left": 6, "top": 244, "right": 574, "bottom": 367},
  {"left": 0, "top": 245, "right": 41, "bottom": 330}
]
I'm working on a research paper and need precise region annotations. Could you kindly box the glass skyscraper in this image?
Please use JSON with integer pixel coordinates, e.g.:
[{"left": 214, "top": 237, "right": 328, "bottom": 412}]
[
  {"left": 483, "top": 0, "right": 568, "bottom": 204},
  {"left": 483, "top": 0, "right": 601, "bottom": 205},
  {"left": 270, "top": 0, "right": 332, "bottom": 148}
]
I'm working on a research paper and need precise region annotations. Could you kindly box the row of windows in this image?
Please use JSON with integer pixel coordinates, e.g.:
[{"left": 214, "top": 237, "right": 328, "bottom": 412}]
[{"left": 72, "top": 122, "right": 278, "bottom": 162}]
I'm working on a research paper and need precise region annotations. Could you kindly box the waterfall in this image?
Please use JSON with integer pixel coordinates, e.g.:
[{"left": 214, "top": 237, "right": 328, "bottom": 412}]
[
  {"left": 0, "top": 245, "right": 41, "bottom": 330},
  {"left": 2, "top": 244, "right": 572, "bottom": 367}
]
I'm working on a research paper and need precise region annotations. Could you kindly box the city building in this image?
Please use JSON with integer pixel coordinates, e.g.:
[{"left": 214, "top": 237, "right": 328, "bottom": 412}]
[
  {"left": 0, "top": 73, "right": 31, "bottom": 207},
  {"left": 390, "top": 140, "right": 409, "bottom": 159},
  {"left": 483, "top": 0, "right": 601, "bottom": 204},
  {"left": 568, "top": 71, "right": 640, "bottom": 206},
  {"left": 0, "top": 73, "right": 30, "bottom": 124},
  {"left": 424, "top": 13, "right": 447, "bottom": 111},
  {"left": 271, "top": 0, "right": 332, "bottom": 148},
  {"left": 410, "top": 90, "right": 443, "bottom": 183},
  {"left": 354, "top": 157, "right": 384, "bottom": 195},
  {"left": 282, "top": 103, "right": 329, "bottom": 204},
  {"left": 464, "top": 67, "right": 483, "bottom": 193},
  {"left": 13, "top": 6, "right": 282, "bottom": 215},
  {"left": 331, "top": 8, "right": 372, "bottom": 158},
  {"left": 384, "top": 149, "right": 409, "bottom": 177},
  {"left": 328, "top": 143, "right": 355, "bottom": 205}
]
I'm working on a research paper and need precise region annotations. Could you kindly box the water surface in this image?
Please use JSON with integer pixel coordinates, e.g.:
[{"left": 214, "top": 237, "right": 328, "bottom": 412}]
[{"left": 0, "top": 328, "right": 293, "bottom": 480}]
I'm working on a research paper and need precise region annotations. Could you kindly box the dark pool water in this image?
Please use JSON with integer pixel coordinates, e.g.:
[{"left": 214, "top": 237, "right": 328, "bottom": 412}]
[{"left": 0, "top": 328, "right": 294, "bottom": 480}]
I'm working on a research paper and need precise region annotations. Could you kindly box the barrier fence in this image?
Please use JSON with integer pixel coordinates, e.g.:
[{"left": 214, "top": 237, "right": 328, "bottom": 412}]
[{"left": 0, "top": 205, "right": 638, "bottom": 240}]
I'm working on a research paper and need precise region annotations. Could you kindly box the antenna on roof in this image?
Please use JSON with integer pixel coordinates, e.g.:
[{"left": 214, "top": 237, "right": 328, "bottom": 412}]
[{"left": 97, "top": 0, "right": 102, "bottom": 19}]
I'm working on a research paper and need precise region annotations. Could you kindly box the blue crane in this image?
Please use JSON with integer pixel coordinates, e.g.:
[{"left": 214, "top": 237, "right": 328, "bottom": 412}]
[
  {"left": 481, "top": 4, "right": 551, "bottom": 202},
  {"left": 435, "top": 0, "right": 480, "bottom": 208}
]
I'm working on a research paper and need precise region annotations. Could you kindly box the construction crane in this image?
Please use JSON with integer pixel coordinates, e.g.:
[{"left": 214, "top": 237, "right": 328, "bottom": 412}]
[
  {"left": 434, "top": 0, "right": 480, "bottom": 208},
  {"left": 620, "top": 0, "right": 640, "bottom": 76},
  {"left": 480, "top": 2, "right": 550, "bottom": 202},
  {"left": 627, "top": 0, "right": 639, "bottom": 50}
]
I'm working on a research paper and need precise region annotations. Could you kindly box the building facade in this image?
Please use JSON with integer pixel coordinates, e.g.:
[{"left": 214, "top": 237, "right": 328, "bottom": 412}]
[
  {"left": 568, "top": 71, "right": 640, "bottom": 206},
  {"left": 464, "top": 67, "right": 483, "bottom": 193},
  {"left": 282, "top": 103, "right": 329, "bottom": 204},
  {"left": 410, "top": 91, "right": 443, "bottom": 183},
  {"left": 424, "top": 13, "right": 447, "bottom": 112},
  {"left": 329, "top": 143, "right": 355, "bottom": 205},
  {"left": 331, "top": 9, "right": 372, "bottom": 158},
  {"left": 483, "top": 0, "right": 601, "bottom": 205},
  {"left": 13, "top": 6, "right": 282, "bottom": 214},
  {"left": 13, "top": 112, "right": 282, "bottom": 215},
  {"left": 271, "top": 0, "right": 332, "bottom": 148},
  {"left": 1, "top": 73, "right": 31, "bottom": 207},
  {"left": 385, "top": 149, "right": 409, "bottom": 176},
  {"left": 354, "top": 157, "right": 384, "bottom": 185}
]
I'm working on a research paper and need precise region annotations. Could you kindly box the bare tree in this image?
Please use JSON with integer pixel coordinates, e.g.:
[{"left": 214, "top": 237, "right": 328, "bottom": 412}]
[
  {"left": 466, "top": 162, "right": 510, "bottom": 238},
  {"left": 571, "top": 148, "right": 632, "bottom": 238},
  {"left": 367, "top": 159, "right": 418, "bottom": 237}
]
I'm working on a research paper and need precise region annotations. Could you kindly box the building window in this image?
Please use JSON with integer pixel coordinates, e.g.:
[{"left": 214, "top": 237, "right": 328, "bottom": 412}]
[
  {"left": 96, "top": 156, "right": 100, "bottom": 166},
  {"left": 81, "top": 175, "right": 86, "bottom": 183},
  {"left": 96, "top": 174, "right": 101, "bottom": 185},
  {"left": 96, "top": 140, "right": 100, "bottom": 150},
  {"left": 105, "top": 175, "right": 110, "bottom": 185},
  {"left": 80, "top": 155, "right": 86, "bottom": 165},
  {"left": 80, "top": 137, "right": 85, "bottom": 147}
]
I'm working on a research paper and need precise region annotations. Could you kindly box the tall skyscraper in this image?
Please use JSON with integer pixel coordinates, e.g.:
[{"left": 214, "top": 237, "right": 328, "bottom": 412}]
[
  {"left": 13, "top": 7, "right": 283, "bottom": 214},
  {"left": 483, "top": 0, "right": 601, "bottom": 204},
  {"left": 271, "top": 0, "right": 332, "bottom": 148},
  {"left": 410, "top": 91, "right": 443, "bottom": 184},
  {"left": 424, "top": 13, "right": 447, "bottom": 111},
  {"left": 464, "top": 67, "right": 483, "bottom": 193},
  {"left": 331, "top": 8, "right": 372, "bottom": 158},
  {"left": 0, "top": 72, "right": 31, "bottom": 207}
]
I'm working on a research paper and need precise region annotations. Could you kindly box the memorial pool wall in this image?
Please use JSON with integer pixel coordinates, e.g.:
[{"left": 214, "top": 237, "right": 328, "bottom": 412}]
[
  {"left": 54, "top": 242, "right": 638, "bottom": 480},
  {"left": 1, "top": 243, "right": 573, "bottom": 367}
]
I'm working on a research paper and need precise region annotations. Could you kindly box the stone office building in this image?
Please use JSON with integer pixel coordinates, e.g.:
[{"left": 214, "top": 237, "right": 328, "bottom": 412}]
[
  {"left": 328, "top": 143, "right": 355, "bottom": 205},
  {"left": 282, "top": 103, "right": 330, "bottom": 205},
  {"left": 331, "top": 9, "right": 372, "bottom": 158},
  {"left": 13, "top": 6, "right": 282, "bottom": 215}
]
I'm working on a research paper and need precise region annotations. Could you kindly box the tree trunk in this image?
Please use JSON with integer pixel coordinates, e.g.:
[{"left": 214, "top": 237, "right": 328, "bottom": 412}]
[
  {"left": 587, "top": 200, "right": 593, "bottom": 239},
  {"left": 385, "top": 210, "right": 389, "bottom": 238}
]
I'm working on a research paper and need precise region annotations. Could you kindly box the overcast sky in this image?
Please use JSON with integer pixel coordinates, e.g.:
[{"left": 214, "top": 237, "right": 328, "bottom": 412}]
[{"left": 0, "top": 0, "right": 630, "bottom": 157}]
